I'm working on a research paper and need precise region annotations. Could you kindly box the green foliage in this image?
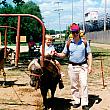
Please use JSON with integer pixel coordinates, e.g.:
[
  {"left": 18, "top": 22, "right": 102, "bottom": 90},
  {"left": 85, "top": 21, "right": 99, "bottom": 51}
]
[
  {"left": 0, "top": 1, "right": 43, "bottom": 45},
  {"left": 13, "top": 0, "right": 25, "bottom": 6}
]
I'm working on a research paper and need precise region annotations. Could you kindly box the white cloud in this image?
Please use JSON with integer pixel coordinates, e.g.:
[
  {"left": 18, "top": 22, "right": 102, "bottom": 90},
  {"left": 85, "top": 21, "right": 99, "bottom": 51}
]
[{"left": 6, "top": 0, "right": 110, "bottom": 31}]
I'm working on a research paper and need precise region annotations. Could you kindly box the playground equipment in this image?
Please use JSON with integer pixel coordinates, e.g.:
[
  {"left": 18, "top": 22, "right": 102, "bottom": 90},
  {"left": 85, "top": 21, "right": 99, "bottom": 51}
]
[
  {"left": 0, "top": 14, "right": 45, "bottom": 67},
  {"left": 0, "top": 26, "right": 17, "bottom": 59}
]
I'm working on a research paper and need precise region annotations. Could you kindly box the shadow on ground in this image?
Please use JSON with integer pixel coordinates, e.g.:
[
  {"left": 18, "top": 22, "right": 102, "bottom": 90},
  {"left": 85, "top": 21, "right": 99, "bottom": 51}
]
[
  {"left": 0, "top": 102, "right": 36, "bottom": 106},
  {"left": 88, "top": 94, "right": 102, "bottom": 109},
  {"left": 44, "top": 94, "right": 102, "bottom": 110},
  {"left": 0, "top": 80, "right": 27, "bottom": 87},
  {"left": 46, "top": 97, "right": 72, "bottom": 110}
]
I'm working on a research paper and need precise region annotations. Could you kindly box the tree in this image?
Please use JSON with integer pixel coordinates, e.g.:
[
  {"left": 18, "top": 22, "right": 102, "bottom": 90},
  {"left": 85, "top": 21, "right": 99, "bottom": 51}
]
[
  {"left": 16, "top": 1, "right": 43, "bottom": 42},
  {"left": 0, "top": 4, "right": 16, "bottom": 44},
  {"left": 0, "top": 1, "right": 43, "bottom": 44},
  {"left": 13, "top": 0, "right": 25, "bottom": 6}
]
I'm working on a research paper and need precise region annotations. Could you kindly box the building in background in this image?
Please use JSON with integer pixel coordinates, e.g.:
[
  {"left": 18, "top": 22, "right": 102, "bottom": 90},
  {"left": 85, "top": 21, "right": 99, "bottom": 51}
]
[
  {"left": 51, "top": 33, "right": 65, "bottom": 39},
  {"left": 85, "top": 11, "right": 98, "bottom": 22}
]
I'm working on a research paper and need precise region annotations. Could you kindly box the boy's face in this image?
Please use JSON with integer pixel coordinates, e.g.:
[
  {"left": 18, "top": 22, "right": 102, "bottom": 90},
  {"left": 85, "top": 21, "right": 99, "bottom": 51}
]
[{"left": 45, "top": 38, "right": 53, "bottom": 46}]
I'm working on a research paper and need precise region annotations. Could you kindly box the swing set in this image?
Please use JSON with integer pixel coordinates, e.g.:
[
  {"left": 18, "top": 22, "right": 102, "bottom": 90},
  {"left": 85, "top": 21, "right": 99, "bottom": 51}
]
[{"left": 0, "top": 14, "right": 45, "bottom": 67}]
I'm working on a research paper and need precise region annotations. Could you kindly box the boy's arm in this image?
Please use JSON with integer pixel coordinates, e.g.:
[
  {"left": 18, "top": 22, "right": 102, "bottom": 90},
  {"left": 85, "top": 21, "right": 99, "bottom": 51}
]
[
  {"left": 40, "top": 45, "right": 42, "bottom": 54},
  {"left": 28, "top": 60, "right": 34, "bottom": 71}
]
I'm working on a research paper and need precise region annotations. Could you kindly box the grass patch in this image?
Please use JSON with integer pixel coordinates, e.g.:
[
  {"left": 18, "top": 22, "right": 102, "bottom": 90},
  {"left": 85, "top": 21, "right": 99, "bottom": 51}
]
[{"left": 90, "top": 46, "right": 110, "bottom": 80}]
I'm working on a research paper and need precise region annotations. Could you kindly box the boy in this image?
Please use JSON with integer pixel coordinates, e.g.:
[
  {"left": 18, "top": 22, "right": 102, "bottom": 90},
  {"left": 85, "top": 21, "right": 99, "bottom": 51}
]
[{"left": 40, "top": 34, "right": 64, "bottom": 89}]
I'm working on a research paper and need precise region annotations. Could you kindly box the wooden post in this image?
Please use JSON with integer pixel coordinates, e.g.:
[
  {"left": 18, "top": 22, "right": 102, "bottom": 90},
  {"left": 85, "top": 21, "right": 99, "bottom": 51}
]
[{"left": 100, "top": 56, "right": 105, "bottom": 88}]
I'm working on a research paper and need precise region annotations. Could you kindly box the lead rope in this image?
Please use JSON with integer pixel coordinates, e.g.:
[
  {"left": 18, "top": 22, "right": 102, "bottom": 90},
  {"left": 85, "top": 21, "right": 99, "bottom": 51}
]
[{"left": 11, "top": 86, "right": 23, "bottom": 104}]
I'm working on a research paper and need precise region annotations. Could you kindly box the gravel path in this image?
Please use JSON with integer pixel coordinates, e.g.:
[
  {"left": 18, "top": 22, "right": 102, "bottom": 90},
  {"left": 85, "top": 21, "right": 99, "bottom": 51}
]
[{"left": 0, "top": 43, "right": 110, "bottom": 110}]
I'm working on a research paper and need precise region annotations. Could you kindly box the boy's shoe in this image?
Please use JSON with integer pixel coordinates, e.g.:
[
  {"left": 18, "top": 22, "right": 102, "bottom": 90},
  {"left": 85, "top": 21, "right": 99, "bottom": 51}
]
[
  {"left": 59, "top": 79, "right": 64, "bottom": 89},
  {"left": 82, "top": 105, "right": 89, "bottom": 110}
]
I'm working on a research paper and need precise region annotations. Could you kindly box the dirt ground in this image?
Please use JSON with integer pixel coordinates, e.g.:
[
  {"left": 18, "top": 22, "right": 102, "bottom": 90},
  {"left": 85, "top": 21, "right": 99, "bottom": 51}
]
[{"left": 0, "top": 43, "right": 110, "bottom": 110}]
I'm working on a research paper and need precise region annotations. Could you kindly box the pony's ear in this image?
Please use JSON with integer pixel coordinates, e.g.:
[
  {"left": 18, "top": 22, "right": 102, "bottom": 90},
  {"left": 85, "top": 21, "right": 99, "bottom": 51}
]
[
  {"left": 6, "top": 48, "right": 10, "bottom": 53},
  {"left": 5, "top": 48, "right": 12, "bottom": 55}
]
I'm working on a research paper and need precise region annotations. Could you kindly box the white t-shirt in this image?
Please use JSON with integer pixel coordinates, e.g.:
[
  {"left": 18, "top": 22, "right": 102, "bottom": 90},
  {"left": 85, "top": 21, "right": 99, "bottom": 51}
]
[{"left": 40, "top": 43, "right": 55, "bottom": 55}]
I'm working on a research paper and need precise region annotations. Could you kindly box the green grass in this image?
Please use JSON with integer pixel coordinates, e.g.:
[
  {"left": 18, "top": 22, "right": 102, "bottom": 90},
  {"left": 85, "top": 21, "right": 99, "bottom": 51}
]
[{"left": 90, "top": 46, "right": 110, "bottom": 80}]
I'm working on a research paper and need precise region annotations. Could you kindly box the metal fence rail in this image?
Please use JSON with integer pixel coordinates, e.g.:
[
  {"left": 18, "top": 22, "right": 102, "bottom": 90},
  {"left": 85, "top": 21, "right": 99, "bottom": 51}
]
[{"left": 86, "top": 30, "right": 110, "bottom": 44}]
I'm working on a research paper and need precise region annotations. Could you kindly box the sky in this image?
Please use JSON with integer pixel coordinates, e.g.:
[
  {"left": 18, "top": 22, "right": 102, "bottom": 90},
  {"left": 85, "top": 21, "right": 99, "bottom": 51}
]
[{"left": 6, "top": 0, "right": 110, "bottom": 31}]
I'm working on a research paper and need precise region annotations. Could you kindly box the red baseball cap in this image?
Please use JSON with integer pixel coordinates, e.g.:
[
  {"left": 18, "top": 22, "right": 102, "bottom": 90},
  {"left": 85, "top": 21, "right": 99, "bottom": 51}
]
[{"left": 70, "top": 23, "right": 80, "bottom": 32}]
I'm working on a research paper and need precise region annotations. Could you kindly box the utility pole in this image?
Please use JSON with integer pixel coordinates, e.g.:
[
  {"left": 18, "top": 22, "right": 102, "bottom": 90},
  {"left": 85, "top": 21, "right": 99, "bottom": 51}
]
[
  {"left": 72, "top": 0, "right": 73, "bottom": 23},
  {"left": 54, "top": 1, "right": 63, "bottom": 40},
  {"left": 104, "top": 0, "right": 107, "bottom": 31},
  {"left": 83, "top": 0, "right": 85, "bottom": 32}
]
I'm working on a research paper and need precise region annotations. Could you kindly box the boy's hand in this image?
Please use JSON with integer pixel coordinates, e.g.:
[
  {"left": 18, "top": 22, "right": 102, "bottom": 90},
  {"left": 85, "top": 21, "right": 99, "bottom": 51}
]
[
  {"left": 52, "top": 51, "right": 58, "bottom": 56},
  {"left": 50, "top": 50, "right": 55, "bottom": 56}
]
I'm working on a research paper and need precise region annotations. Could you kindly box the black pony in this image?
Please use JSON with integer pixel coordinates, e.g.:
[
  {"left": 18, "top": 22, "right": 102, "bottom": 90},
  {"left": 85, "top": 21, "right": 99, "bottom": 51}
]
[{"left": 28, "top": 58, "right": 60, "bottom": 109}]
